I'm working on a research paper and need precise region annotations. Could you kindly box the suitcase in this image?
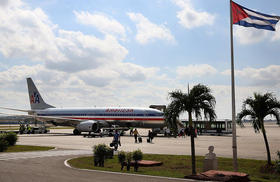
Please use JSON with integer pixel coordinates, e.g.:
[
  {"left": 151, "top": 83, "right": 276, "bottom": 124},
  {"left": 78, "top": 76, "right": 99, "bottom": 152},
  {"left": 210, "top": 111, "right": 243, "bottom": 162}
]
[
  {"left": 147, "top": 138, "right": 150, "bottom": 143},
  {"left": 138, "top": 137, "right": 142, "bottom": 143}
]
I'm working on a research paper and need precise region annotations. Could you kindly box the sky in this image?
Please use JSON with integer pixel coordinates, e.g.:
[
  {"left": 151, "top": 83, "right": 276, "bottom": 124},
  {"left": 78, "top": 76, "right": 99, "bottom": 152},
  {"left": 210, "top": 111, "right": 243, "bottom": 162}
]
[{"left": 0, "top": 0, "right": 280, "bottom": 119}]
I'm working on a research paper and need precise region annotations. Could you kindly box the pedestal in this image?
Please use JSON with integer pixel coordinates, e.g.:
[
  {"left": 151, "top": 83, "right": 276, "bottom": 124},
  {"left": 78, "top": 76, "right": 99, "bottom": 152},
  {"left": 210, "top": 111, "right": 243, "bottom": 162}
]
[{"left": 203, "top": 158, "right": 218, "bottom": 172}]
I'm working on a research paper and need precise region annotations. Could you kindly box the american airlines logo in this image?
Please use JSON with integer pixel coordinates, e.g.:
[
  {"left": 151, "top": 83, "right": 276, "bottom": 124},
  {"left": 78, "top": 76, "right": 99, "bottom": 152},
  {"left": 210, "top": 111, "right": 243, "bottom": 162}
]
[
  {"left": 30, "top": 92, "right": 40, "bottom": 104},
  {"left": 105, "top": 109, "right": 134, "bottom": 112}
]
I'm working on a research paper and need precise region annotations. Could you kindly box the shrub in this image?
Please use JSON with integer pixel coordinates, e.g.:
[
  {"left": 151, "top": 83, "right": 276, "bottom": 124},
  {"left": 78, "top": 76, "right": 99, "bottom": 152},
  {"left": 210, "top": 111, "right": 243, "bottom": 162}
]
[
  {"left": 0, "top": 135, "right": 9, "bottom": 152},
  {"left": 126, "top": 152, "right": 132, "bottom": 162},
  {"left": 106, "top": 147, "right": 114, "bottom": 159},
  {"left": 118, "top": 151, "right": 126, "bottom": 170},
  {"left": 132, "top": 149, "right": 143, "bottom": 162},
  {"left": 126, "top": 152, "right": 132, "bottom": 171},
  {"left": 132, "top": 149, "right": 143, "bottom": 172},
  {"left": 4, "top": 132, "right": 18, "bottom": 146},
  {"left": 93, "top": 144, "right": 112, "bottom": 167},
  {"left": 118, "top": 151, "right": 126, "bottom": 163}
]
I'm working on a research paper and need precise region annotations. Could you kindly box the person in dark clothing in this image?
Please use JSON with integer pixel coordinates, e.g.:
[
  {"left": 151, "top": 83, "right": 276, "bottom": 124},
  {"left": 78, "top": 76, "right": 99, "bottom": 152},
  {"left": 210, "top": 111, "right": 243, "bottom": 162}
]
[
  {"left": 148, "top": 130, "right": 154, "bottom": 143},
  {"left": 133, "top": 129, "right": 139, "bottom": 143},
  {"left": 113, "top": 130, "right": 120, "bottom": 143},
  {"left": 112, "top": 130, "right": 120, "bottom": 150},
  {"left": 185, "top": 127, "right": 190, "bottom": 136}
]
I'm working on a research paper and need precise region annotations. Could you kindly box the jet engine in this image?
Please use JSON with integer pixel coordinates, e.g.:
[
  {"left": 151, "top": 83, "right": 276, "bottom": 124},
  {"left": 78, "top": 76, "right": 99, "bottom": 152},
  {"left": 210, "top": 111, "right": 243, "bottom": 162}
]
[
  {"left": 74, "top": 120, "right": 109, "bottom": 135},
  {"left": 76, "top": 120, "right": 100, "bottom": 133}
]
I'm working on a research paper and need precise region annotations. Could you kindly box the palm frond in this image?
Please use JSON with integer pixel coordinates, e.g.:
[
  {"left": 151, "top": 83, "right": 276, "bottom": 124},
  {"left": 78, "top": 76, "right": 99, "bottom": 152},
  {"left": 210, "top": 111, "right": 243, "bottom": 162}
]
[
  {"left": 267, "top": 109, "right": 280, "bottom": 126},
  {"left": 236, "top": 109, "right": 255, "bottom": 127}
]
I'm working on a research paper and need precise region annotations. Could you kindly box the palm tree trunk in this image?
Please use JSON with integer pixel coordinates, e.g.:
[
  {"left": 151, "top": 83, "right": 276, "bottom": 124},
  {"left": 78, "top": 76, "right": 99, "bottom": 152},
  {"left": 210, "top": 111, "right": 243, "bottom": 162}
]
[
  {"left": 189, "top": 112, "right": 196, "bottom": 175},
  {"left": 261, "top": 123, "right": 271, "bottom": 165}
]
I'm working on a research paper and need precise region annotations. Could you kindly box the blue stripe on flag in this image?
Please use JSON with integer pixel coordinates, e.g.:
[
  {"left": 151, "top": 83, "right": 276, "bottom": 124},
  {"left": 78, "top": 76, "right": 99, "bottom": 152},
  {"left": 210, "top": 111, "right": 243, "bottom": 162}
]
[
  {"left": 241, "top": 5, "right": 277, "bottom": 19},
  {"left": 235, "top": 20, "right": 276, "bottom": 31}
]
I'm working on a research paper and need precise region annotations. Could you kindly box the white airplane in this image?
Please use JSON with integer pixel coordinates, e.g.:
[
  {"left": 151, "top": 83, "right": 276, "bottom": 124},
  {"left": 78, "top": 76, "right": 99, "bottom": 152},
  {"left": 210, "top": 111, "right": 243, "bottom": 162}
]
[{"left": 1, "top": 78, "right": 165, "bottom": 135}]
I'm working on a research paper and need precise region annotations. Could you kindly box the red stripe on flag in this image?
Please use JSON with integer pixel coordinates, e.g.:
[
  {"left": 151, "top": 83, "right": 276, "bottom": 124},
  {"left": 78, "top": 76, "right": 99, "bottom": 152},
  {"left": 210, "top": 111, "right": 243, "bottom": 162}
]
[{"left": 231, "top": 1, "right": 248, "bottom": 24}]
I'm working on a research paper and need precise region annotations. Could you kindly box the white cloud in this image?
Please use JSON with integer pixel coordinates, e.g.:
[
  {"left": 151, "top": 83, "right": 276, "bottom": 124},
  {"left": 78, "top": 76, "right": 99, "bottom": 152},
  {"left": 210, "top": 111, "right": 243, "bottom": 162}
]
[
  {"left": 0, "top": 0, "right": 22, "bottom": 8},
  {"left": 127, "top": 12, "right": 175, "bottom": 44},
  {"left": 234, "top": 23, "right": 280, "bottom": 45},
  {"left": 115, "top": 62, "right": 159, "bottom": 82},
  {"left": 0, "top": 0, "right": 62, "bottom": 62},
  {"left": 272, "top": 23, "right": 280, "bottom": 41},
  {"left": 0, "top": 0, "right": 164, "bottom": 96},
  {"left": 74, "top": 11, "right": 126, "bottom": 40},
  {"left": 0, "top": 63, "right": 166, "bottom": 111},
  {"left": 211, "top": 85, "right": 264, "bottom": 119},
  {"left": 222, "top": 65, "right": 280, "bottom": 86},
  {"left": 0, "top": 65, "right": 41, "bottom": 84},
  {"left": 46, "top": 31, "right": 128, "bottom": 72},
  {"left": 234, "top": 26, "right": 269, "bottom": 45},
  {"left": 0, "top": 0, "right": 130, "bottom": 73},
  {"left": 176, "top": 64, "right": 217, "bottom": 79},
  {"left": 173, "top": 0, "right": 215, "bottom": 29}
]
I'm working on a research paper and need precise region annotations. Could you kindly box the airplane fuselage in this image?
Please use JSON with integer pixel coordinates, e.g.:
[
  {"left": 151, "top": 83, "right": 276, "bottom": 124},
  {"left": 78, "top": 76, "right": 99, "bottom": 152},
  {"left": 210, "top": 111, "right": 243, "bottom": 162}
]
[{"left": 34, "top": 107, "right": 165, "bottom": 128}]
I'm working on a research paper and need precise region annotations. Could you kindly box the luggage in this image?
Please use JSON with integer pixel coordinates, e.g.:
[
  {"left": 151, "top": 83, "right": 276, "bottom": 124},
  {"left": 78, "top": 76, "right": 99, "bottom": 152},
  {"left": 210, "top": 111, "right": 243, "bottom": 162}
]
[
  {"left": 147, "top": 138, "right": 150, "bottom": 143},
  {"left": 138, "top": 137, "right": 142, "bottom": 143}
]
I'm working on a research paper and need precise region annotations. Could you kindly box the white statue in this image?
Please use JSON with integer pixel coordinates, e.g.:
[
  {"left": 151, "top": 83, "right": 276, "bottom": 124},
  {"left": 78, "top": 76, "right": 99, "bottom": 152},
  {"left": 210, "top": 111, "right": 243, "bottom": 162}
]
[
  {"left": 203, "top": 145, "right": 218, "bottom": 171},
  {"left": 205, "top": 146, "right": 216, "bottom": 159}
]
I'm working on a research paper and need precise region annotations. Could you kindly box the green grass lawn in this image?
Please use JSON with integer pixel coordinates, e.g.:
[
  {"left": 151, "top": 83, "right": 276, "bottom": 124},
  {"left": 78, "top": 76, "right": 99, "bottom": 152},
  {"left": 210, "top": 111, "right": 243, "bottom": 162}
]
[
  {"left": 0, "top": 127, "right": 19, "bottom": 131},
  {"left": 5, "top": 145, "right": 55, "bottom": 152},
  {"left": 68, "top": 154, "right": 280, "bottom": 182}
]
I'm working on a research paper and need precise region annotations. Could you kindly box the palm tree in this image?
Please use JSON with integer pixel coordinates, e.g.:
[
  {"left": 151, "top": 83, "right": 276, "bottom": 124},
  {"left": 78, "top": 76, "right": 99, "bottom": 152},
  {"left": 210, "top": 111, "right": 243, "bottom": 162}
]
[
  {"left": 164, "top": 101, "right": 181, "bottom": 135},
  {"left": 166, "top": 84, "right": 216, "bottom": 174},
  {"left": 237, "top": 92, "right": 280, "bottom": 165}
]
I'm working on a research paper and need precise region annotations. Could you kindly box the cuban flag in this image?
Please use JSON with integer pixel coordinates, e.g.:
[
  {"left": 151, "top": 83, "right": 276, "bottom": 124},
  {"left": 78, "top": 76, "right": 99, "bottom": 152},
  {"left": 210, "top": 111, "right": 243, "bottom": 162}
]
[{"left": 232, "top": 1, "right": 280, "bottom": 31}]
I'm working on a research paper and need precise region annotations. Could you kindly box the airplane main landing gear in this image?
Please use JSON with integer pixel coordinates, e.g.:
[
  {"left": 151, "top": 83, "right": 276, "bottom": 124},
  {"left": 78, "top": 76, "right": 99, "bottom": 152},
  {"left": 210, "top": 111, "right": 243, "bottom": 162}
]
[{"left": 73, "top": 128, "right": 81, "bottom": 135}]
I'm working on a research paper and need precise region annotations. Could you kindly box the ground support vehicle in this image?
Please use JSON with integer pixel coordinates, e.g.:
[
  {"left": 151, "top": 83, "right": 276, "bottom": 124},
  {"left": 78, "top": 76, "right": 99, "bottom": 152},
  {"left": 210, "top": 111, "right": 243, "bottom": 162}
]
[
  {"left": 82, "top": 132, "right": 103, "bottom": 138},
  {"left": 19, "top": 124, "right": 49, "bottom": 134},
  {"left": 101, "top": 126, "right": 128, "bottom": 136}
]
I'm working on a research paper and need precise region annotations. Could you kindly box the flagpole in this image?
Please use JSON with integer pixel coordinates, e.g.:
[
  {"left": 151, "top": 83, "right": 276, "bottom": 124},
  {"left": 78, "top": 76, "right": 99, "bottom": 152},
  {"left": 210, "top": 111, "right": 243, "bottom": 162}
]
[{"left": 230, "top": 0, "right": 238, "bottom": 171}]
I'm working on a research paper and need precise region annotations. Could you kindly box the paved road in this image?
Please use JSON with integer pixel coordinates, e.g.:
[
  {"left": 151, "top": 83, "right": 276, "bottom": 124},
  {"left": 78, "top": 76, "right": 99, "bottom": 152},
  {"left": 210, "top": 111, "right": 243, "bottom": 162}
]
[
  {"left": 0, "top": 152, "right": 199, "bottom": 182},
  {"left": 0, "top": 149, "right": 91, "bottom": 161}
]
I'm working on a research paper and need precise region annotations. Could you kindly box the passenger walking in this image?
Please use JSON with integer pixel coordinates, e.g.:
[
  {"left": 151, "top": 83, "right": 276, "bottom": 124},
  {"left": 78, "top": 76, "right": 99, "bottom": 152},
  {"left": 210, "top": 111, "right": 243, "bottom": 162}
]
[
  {"left": 129, "top": 128, "right": 133, "bottom": 136},
  {"left": 148, "top": 130, "right": 154, "bottom": 143},
  {"left": 112, "top": 130, "right": 120, "bottom": 150},
  {"left": 185, "top": 127, "right": 190, "bottom": 136},
  {"left": 133, "top": 129, "right": 139, "bottom": 143}
]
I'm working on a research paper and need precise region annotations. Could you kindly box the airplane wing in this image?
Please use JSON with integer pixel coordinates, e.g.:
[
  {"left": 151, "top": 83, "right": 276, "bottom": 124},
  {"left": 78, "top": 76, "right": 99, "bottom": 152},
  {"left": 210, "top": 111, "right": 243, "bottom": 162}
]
[
  {"left": 30, "top": 115, "right": 82, "bottom": 126},
  {"left": 0, "top": 107, "right": 31, "bottom": 113},
  {"left": 0, "top": 113, "right": 32, "bottom": 122},
  {"left": 0, "top": 107, "right": 82, "bottom": 126},
  {"left": 0, "top": 111, "right": 87, "bottom": 126}
]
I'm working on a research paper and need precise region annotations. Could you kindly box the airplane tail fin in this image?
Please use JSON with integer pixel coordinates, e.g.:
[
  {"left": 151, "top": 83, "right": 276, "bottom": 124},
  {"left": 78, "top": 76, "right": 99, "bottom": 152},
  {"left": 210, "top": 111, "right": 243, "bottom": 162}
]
[{"left": 27, "top": 78, "right": 55, "bottom": 110}]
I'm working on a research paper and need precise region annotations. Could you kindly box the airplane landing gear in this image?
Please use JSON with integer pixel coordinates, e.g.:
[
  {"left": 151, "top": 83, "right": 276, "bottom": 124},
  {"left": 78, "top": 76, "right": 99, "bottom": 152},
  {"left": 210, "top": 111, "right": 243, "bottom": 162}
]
[{"left": 73, "top": 128, "right": 81, "bottom": 135}]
